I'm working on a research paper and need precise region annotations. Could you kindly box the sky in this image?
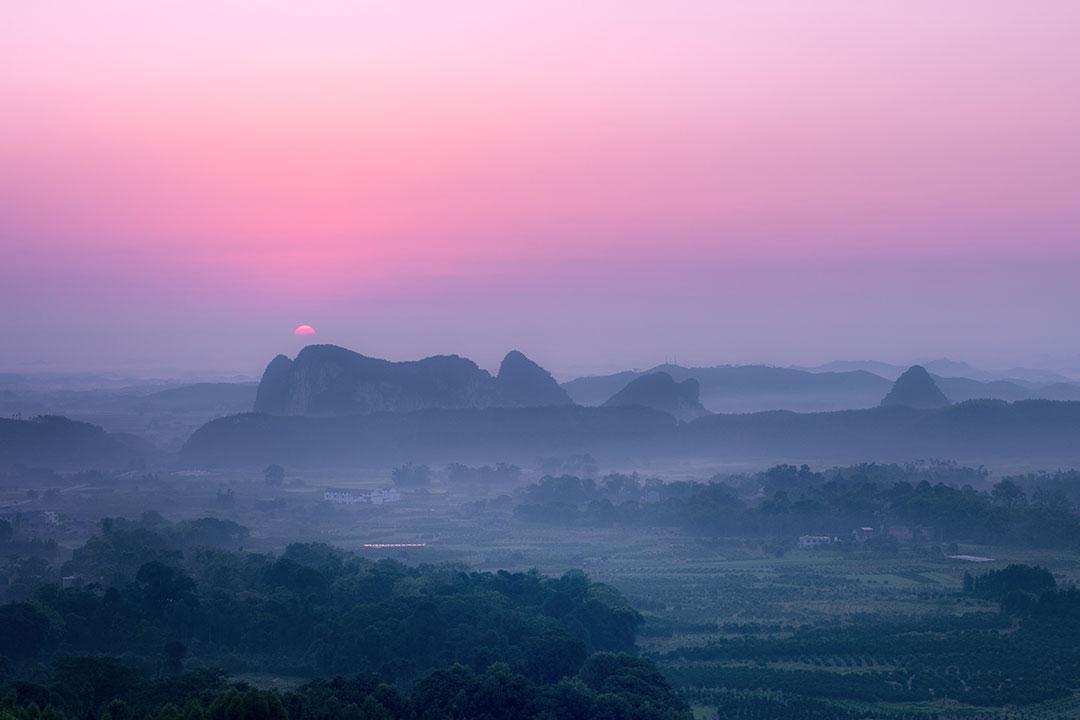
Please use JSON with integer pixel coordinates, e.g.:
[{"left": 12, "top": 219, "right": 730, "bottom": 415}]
[{"left": 2, "top": 1, "right": 1079, "bottom": 377}]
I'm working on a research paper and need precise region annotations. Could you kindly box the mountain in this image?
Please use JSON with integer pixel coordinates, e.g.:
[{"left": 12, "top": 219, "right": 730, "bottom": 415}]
[
  {"left": 800, "top": 358, "right": 1076, "bottom": 385},
  {"left": 794, "top": 360, "right": 906, "bottom": 380},
  {"left": 253, "top": 345, "right": 498, "bottom": 414},
  {"left": 179, "top": 399, "right": 1080, "bottom": 467},
  {"left": 920, "top": 377, "right": 1080, "bottom": 405},
  {"left": 794, "top": 369, "right": 1080, "bottom": 404},
  {"left": 925, "top": 359, "right": 1074, "bottom": 385},
  {"left": 603, "top": 372, "right": 707, "bottom": 421},
  {"left": 796, "top": 359, "right": 995, "bottom": 381},
  {"left": 253, "top": 354, "right": 294, "bottom": 414},
  {"left": 0, "top": 381, "right": 261, "bottom": 453},
  {"left": 133, "top": 382, "right": 257, "bottom": 413},
  {"left": 881, "top": 366, "right": 951, "bottom": 409},
  {"left": 0, "top": 415, "right": 156, "bottom": 468},
  {"left": 181, "top": 405, "right": 677, "bottom": 466},
  {"left": 253, "top": 345, "right": 570, "bottom": 415},
  {"left": 934, "top": 376, "right": 1032, "bottom": 403},
  {"left": 560, "top": 370, "right": 646, "bottom": 406},
  {"left": 996, "top": 367, "right": 1077, "bottom": 384},
  {"left": 1035, "top": 383, "right": 1080, "bottom": 401},
  {"left": 681, "top": 400, "right": 1080, "bottom": 461},
  {"left": 495, "top": 350, "right": 573, "bottom": 406},
  {"left": 920, "top": 358, "right": 983, "bottom": 379},
  {"left": 564, "top": 364, "right": 891, "bottom": 413}
]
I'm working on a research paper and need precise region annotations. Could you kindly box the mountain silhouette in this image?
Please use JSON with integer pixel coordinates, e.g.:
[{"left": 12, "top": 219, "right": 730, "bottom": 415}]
[
  {"left": 181, "top": 399, "right": 1080, "bottom": 467},
  {"left": 565, "top": 363, "right": 1080, "bottom": 412},
  {"left": 564, "top": 364, "right": 890, "bottom": 412},
  {"left": 496, "top": 350, "right": 572, "bottom": 406},
  {"left": 253, "top": 354, "right": 295, "bottom": 414},
  {"left": 134, "top": 382, "right": 257, "bottom": 413},
  {"left": 0, "top": 415, "right": 155, "bottom": 467},
  {"left": 603, "top": 372, "right": 707, "bottom": 421},
  {"left": 880, "top": 366, "right": 951, "bottom": 409},
  {"left": 253, "top": 344, "right": 570, "bottom": 415}
]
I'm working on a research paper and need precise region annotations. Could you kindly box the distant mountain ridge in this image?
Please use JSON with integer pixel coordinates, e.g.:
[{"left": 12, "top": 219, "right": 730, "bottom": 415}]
[
  {"left": 182, "top": 405, "right": 677, "bottom": 466},
  {"left": 563, "top": 362, "right": 1080, "bottom": 413},
  {"left": 253, "top": 344, "right": 571, "bottom": 415},
  {"left": 180, "top": 399, "right": 1080, "bottom": 467},
  {"left": 797, "top": 358, "right": 1076, "bottom": 384},
  {"left": 564, "top": 364, "right": 892, "bottom": 412},
  {"left": 603, "top": 372, "right": 707, "bottom": 421},
  {"left": 496, "top": 350, "right": 573, "bottom": 407},
  {"left": 881, "top": 366, "right": 951, "bottom": 409},
  {"left": 134, "top": 382, "right": 257, "bottom": 413},
  {"left": 0, "top": 415, "right": 156, "bottom": 467},
  {"left": 793, "top": 360, "right": 906, "bottom": 380}
]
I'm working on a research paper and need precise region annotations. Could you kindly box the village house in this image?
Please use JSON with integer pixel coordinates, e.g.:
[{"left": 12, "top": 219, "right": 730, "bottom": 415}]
[
  {"left": 324, "top": 487, "right": 402, "bottom": 506},
  {"left": 797, "top": 535, "right": 835, "bottom": 549},
  {"left": 885, "top": 525, "right": 935, "bottom": 542},
  {"left": 852, "top": 526, "right": 876, "bottom": 543}
]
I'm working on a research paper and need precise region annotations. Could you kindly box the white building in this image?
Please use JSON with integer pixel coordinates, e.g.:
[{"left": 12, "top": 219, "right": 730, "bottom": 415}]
[
  {"left": 324, "top": 487, "right": 402, "bottom": 506},
  {"left": 797, "top": 535, "right": 834, "bottom": 549},
  {"left": 852, "top": 526, "right": 876, "bottom": 543}
]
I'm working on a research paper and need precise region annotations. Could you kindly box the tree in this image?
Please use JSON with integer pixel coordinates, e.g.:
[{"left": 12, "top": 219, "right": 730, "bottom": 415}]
[
  {"left": 263, "top": 464, "right": 285, "bottom": 486},
  {"left": 214, "top": 488, "right": 235, "bottom": 509},
  {"left": 520, "top": 631, "right": 588, "bottom": 683},
  {"left": 164, "top": 640, "right": 187, "bottom": 673},
  {"left": 577, "top": 653, "right": 690, "bottom": 717},
  {"left": 135, "top": 562, "right": 197, "bottom": 618},
  {"left": 176, "top": 518, "right": 249, "bottom": 549},
  {"left": 0, "top": 602, "right": 52, "bottom": 658},
  {"left": 208, "top": 689, "right": 286, "bottom": 720},
  {"left": 992, "top": 479, "right": 1027, "bottom": 510},
  {"left": 182, "top": 701, "right": 206, "bottom": 720},
  {"left": 1001, "top": 590, "right": 1035, "bottom": 617},
  {"left": 392, "top": 463, "right": 432, "bottom": 488}
]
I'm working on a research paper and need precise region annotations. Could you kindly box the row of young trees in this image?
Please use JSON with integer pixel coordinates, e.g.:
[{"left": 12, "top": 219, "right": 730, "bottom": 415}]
[{"left": 663, "top": 565, "right": 1080, "bottom": 708}]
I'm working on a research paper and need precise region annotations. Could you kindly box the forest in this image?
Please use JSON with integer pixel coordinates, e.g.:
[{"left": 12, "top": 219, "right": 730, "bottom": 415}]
[
  {"left": 0, "top": 517, "right": 688, "bottom": 720},
  {"left": 6, "top": 458, "right": 1080, "bottom": 719}
]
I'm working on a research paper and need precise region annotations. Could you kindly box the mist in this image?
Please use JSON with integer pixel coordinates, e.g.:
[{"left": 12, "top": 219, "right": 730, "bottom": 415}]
[{"left": 5, "top": 1, "right": 1080, "bottom": 718}]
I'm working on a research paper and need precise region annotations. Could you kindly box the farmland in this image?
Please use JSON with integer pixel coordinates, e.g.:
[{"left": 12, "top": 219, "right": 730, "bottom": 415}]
[{"left": 5, "top": 460, "right": 1080, "bottom": 719}]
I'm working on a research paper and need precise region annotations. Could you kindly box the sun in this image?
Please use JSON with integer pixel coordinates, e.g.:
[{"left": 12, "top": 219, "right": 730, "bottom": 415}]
[{"left": 294, "top": 324, "right": 316, "bottom": 336}]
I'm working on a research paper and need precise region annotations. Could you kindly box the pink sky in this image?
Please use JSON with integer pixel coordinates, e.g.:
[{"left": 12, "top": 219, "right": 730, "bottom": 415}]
[{"left": 2, "top": 1, "right": 1079, "bottom": 375}]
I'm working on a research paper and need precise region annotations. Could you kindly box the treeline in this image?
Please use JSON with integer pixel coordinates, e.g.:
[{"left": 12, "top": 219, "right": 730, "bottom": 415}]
[
  {"left": 513, "top": 462, "right": 1080, "bottom": 548},
  {"left": 0, "top": 653, "right": 687, "bottom": 720},
  {"left": 0, "top": 515, "right": 248, "bottom": 604},
  {"left": 1004, "top": 469, "right": 1080, "bottom": 509},
  {"left": 0, "top": 517, "right": 689, "bottom": 720},
  {"left": 964, "top": 563, "right": 1056, "bottom": 599}
]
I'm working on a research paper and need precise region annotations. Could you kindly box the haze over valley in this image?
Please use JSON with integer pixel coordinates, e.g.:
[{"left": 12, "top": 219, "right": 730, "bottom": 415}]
[{"left": 4, "top": 1, "right": 1080, "bottom": 718}]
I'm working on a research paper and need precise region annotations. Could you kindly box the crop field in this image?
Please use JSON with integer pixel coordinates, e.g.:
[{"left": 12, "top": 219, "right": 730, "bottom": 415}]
[{"left": 236, "top": 483, "right": 1079, "bottom": 720}]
